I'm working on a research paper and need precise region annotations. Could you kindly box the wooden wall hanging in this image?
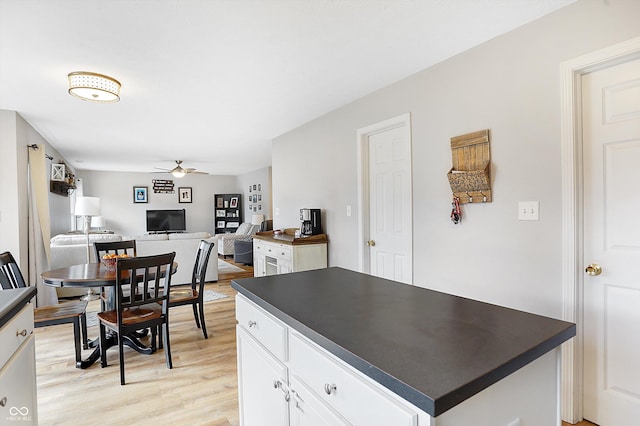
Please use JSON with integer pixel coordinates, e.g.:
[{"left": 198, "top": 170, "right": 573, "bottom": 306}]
[{"left": 447, "top": 129, "right": 492, "bottom": 204}]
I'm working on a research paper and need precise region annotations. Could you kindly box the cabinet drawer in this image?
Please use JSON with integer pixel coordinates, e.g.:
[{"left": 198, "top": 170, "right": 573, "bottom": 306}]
[
  {"left": 264, "top": 243, "right": 292, "bottom": 261},
  {"left": 0, "top": 304, "right": 34, "bottom": 369},
  {"left": 289, "top": 331, "right": 417, "bottom": 426},
  {"left": 236, "top": 295, "right": 287, "bottom": 361},
  {"left": 253, "top": 241, "right": 266, "bottom": 255}
]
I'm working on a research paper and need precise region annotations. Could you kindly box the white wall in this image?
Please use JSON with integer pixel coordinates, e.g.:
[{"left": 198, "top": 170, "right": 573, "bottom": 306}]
[
  {"left": 78, "top": 170, "right": 237, "bottom": 236},
  {"left": 236, "top": 166, "right": 273, "bottom": 221},
  {"left": 271, "top": 0, "right": 640, "bottom": 318}
]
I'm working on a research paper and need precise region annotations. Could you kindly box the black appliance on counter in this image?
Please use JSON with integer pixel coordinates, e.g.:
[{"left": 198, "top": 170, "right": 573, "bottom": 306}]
[{"left": 300, "top": 208, "right": 322, "bottom": 236}]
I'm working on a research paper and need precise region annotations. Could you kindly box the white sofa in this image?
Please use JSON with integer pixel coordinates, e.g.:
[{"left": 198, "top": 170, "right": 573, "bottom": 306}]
[{"left": 50, "top": 232, "right": 218, "bottom": 298}]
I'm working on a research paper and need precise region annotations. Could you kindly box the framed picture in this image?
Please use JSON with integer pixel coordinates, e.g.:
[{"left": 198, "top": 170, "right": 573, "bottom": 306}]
[
  {"left": 253, "top": 184, "right": 256, "bottom": 190},
  {"left": 133, "top": 186, "right": 148, "bottom": 203},
  {"left": 216, "top": 197, "right": 223, "bottom": 208},
  {"left": 258, "top": 194, "right": 262, "bottom": 201},
  {"left": 258, "top": 184, "right": 261, "bottom": 191},
  {"left": 228, "top": 221, "right": 239, "bottom": 228},
  {"left": 216, "top": 210, "right": 226, "bottom": 217},
  {"left": 178, "top": 187, "right": 192, "bottom": 203},
  {"left": 249, "top": 185, "right": 252, "bottom": 193},
  {"left": 51, "top": 163, "right": 65, "bottom": 181},
  {"left": 230, "top": 196, "right": 238, "bottom": 208},
  {"left": 217, "top": 220, "right": 225, "bottom": 229}
]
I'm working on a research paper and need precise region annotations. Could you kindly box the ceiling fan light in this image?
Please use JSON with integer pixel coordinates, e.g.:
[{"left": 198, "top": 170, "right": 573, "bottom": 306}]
[
  {"left": 68, "top": 71, "right": 121, "bottom": 103},
  {"left": 172, "top": 169, "right": 186, "bottom": 178}
]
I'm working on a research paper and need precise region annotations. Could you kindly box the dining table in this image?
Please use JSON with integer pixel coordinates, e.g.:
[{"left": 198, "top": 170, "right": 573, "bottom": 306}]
[{"left": 41, "top": 261, "right": 178, "bottom": 369}]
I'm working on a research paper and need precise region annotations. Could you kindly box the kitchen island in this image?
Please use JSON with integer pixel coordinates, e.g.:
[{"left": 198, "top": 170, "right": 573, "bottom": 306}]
[
  {"left": 232, "top": 267, "right": 575, "bottom": 425},
  {"left": 0, "top": 286, "right": 38, "bottom": 424}
]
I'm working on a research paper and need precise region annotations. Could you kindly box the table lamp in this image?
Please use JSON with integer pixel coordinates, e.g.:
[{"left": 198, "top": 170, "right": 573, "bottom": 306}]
[
  {"left": 91, "top": 215, "right": 105, "bottom": 230},
  {"left": 75, "top": 196, "right": 101, "bottom": 300}
]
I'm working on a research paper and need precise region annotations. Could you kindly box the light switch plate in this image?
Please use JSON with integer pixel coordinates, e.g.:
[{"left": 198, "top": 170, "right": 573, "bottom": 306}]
[{"left": 518, "top": 201, "right": 539, "bottom": 221}]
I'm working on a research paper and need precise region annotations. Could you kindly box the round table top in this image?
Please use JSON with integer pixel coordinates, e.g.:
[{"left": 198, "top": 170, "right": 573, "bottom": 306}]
[{"left": 41, "top": 262, "right": 178, "bottom": 288}]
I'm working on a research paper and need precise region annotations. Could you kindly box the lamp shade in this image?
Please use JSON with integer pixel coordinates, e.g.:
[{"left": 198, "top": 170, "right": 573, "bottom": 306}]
[
  {"left": 68, "top": 71, "right": 121, "bottom": 103},
  {"left": 90, "top": 216, "right": 105, "bottom": 228},
  {"left": 75, "top": 196, "right": 101, "bottom": 216},
  {"left": 251, "top": 214, "right": 264, "bottom": 225}
]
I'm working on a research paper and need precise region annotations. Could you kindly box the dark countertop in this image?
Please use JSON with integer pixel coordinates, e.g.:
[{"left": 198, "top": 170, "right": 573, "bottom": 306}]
[
  {"left": 232, "top": 267, "right": 576, "bottom": 417},
  {"left": 0, "top": 287, "right": 37, "bottom": 329}
]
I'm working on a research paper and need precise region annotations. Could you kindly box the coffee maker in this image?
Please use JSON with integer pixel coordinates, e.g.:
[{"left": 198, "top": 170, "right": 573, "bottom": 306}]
[{"left": 300, "top": 208, "right": 322, "bottom": 236}]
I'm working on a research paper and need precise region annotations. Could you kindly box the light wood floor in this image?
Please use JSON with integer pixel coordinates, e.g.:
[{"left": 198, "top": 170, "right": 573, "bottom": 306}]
[
  {"left": 35, "top": 259, "right": 252, "bottom": 426},
  {"left": 35, "top": 260, "right": 598, "bottom": 425}
]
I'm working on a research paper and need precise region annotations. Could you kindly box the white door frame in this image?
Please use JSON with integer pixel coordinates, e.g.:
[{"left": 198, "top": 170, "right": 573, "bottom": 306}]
[
  {"left": 356, "top": 113, "right": 413, "bottom": 277},
  {"left": 560, "top": 36, "right": 640, "bottom": 423}
]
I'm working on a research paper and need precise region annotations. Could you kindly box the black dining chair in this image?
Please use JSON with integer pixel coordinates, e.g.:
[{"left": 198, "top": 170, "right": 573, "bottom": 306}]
[
  {"left": 94, "top": 240, "right": 137, "bottom": 309},
  {"left": 0, "top": 251, "right": 88, "bottom": 366},
  {"left": 167, "top": 240, "right": 215, "bottom": 339},
  {"left": 97, "top": 252, "right": 176, "bottom": 385}
]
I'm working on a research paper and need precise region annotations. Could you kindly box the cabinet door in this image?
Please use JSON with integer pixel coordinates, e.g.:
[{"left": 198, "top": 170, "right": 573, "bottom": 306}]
[
  {"left": 278, "top": 260, "right": 293, "bottom": 275},
  {"left": 237, "top": 326, "right": 289, "bottom": 426},
  {"left": 254, "top": 256, "right": 266, "bottom": 277},
  {"left": 290, "top": 375, "right": 351, "bottom": 426},
  {"left": 0, "top": 335, "right": 37, "bottom": 425}
]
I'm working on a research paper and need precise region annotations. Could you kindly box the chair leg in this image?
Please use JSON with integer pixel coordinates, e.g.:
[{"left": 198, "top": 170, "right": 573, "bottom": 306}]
[
  {"left": 99, "top": 323, "right": 108, "bottom": 368},
  {"left": 80, "top": 312, "right": 88, "bottom": 350},
  {"left": 192, "top": 303, "right": 201, "bottom": 329},
  {"left": 118, "top": 332, "right": 125, "bottom": 385},
  {"left": 163, "top": 321, "right": 172, "bottom": 369},
  {"left": 72, "top": 317, "right": 82, "bottom": 365},
  {"left": 199, "top": 301, "right": 208, "bottom": 339}
]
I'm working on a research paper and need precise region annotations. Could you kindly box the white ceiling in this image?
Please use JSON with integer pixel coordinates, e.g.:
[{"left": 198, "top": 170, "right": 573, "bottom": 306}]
[{"left": 0, "top": 0, "right": 575, "bottom": 176}]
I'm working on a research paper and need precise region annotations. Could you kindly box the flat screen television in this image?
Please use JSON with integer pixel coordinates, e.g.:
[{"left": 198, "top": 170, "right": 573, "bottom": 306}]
[{"left": 146, "top": 209, "right": 186, "bottom": 233}]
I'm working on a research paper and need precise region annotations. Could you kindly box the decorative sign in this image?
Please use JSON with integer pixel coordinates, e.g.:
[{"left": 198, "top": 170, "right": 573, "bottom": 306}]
[{"left": 153, "top": 179, "right": 174, "bottom": 194}]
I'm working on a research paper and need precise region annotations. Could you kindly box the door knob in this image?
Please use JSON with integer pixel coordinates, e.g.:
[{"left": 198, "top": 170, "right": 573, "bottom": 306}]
[
  {"left": 366, "top": 240, "right": 376, "bottom": 247},
  {"left": 585, "top": 264, "right": 602, "bottom": 276}
]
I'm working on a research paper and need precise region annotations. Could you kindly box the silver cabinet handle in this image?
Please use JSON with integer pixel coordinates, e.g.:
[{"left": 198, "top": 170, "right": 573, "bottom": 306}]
[
  {"left": 16, "top": 329, "right": 27, "bottom": 337},
  {"left": 324, "top": 383, "right": 337, "bottom": 395},
  {"left": 248, "top": 320, "right": 257, "bottom": 328}
]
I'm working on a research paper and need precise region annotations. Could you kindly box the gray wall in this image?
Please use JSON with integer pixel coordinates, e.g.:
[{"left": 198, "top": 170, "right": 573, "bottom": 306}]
[
  {"left": 271, "top": 0, "right": 640, "bottom": 318},
  {"left": 79, "top": 170, "right": 238, "bottom": 236}
]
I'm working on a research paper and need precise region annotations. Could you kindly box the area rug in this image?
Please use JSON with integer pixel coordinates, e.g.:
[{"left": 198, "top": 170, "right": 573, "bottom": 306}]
[{"left": 218, "top": 258, "right": 244, "bottom": 273}]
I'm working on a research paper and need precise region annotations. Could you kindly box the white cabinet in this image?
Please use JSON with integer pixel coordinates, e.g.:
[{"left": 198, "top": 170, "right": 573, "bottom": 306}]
[
  {"left": 236, "top": 294, "right": 416, "bottom": 426},
  {"left": 253, "top": 239, "right": 327, "bottom": 278},
  {"left": 0, "top": 303, "right": 37, "bottom": 425}
]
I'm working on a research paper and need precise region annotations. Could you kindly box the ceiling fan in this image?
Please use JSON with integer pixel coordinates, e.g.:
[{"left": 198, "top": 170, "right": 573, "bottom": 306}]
[{"left": 153, "top": 160, "right": 208, "bottom": 178}]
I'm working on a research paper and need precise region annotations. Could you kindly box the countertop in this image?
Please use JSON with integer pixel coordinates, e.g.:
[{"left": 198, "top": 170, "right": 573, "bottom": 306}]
[
  {"left": 0, "top": 287, "right": 37, "bottom": 329},
  {"left": 232, "top": 267, "right": 576, "bottom": 417},
  {"left": 253, "top": 229, "right": 328, "bottom": 245}
]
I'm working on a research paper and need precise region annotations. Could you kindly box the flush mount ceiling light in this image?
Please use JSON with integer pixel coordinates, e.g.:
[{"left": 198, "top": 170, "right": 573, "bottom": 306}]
[{"left": 68, "top": 71, "right": 121, "bottom": 103}]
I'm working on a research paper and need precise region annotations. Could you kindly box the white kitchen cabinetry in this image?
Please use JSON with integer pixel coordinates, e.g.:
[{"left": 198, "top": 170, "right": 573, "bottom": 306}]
[
  {"left": 253, "top": 238, "right": 327, "bottom": 278},
  {"left": 0, "top": 303, "right": 37, "bottom": 425},
  {"left": 236, "top": 294, "right": 414, "bottom": 426}
]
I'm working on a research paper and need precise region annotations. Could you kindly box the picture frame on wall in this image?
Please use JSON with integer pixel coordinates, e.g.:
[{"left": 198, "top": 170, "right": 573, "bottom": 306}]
[
  {"left": 230, "top": 196, "right": 238, "bottom": 208},
  {"left": 217, "top": 220, "right": 225, "bottom": 228},
  {"left": 51, "top": 163, "right": 65, "bottom": 181},
  {"left": 178, "top": 187, "right": 192, "bottom": 203},
  {"left": 133, "top": 186, "right": 148, "bottom": 203},
  {"left": 216, "top": 210, "right": 226, "bottom": 217},
  {"left": 216, "top": 197, "right": 223, "bottom": 208}
]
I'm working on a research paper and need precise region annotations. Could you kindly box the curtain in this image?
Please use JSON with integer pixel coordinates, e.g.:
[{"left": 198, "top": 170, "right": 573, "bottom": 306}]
[{"left": 27, "top": 144, "right": 57, "bottom": 307}]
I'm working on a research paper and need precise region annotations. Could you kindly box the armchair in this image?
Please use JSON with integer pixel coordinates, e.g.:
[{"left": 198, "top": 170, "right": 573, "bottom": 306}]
[{"left": 216, "top": 222, "right": 261, "bottom": 257}]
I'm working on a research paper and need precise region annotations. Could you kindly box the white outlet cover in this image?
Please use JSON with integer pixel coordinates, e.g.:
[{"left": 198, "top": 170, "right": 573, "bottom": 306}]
[{"left": 518, "top": 201, "right": 539, "bottom": 221}]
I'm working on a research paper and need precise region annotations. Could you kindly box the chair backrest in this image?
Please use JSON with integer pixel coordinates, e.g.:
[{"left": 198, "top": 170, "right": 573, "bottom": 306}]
[
  {"left": 114, "top": 252, "right": 176, "bottom": 316},
  {"left": 94, "top": 240, "right": 137, "bottom": 262},
  {"left": 0, "top": 251, "right": 27, "bottom": 290},
  {"left": 190, "top": 240, "right": 215, "bottom": 291}
]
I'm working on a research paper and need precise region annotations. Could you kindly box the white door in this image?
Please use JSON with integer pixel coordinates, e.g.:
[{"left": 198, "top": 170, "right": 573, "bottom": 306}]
[
  {"left": 582, "top": 57, "right": 640, "bottom": 425},
  {"left": 367, "top": 124, "right": 412, "bottom": 284}
]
